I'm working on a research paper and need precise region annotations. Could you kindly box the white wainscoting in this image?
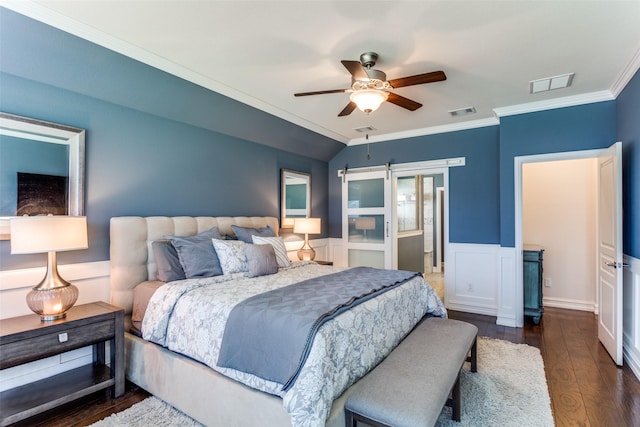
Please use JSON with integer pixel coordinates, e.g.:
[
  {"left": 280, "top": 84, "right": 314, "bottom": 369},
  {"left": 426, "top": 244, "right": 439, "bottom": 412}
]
[
  {"left": 623, "top": 254, "right": 640, "bottom": 381},
  {"left": 445, "top": 243, "right": 500, "bottom": 317},
  {"left": 3, "top": 246, "right": 637, "bottom": 389}
]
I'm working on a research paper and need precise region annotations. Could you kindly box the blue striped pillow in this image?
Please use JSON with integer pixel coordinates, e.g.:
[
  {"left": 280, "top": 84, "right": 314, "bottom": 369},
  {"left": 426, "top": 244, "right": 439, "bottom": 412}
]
[{"left": 251, "top": 235, "right": 291, "bottom": 268}]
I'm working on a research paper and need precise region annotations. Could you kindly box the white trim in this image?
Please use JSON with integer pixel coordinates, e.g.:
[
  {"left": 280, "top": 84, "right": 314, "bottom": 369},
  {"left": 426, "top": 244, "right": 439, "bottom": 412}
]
[
  {"left": 514, "top": 148, "right": 608, "bottom": 327},
  {"left": 622, "top": 254, "right": 640, "bottom": 381},
  {"left": 446, "top": 243, "right": 500, "bottom": 318},
  {"left": 4, "top": 2, "right": 638, "bottom": 148},
  {"left": 0, "top": 260, "right": 110, "bottom": 291},
  {"left": 611, "top": 46, "right": 640, "bottom": 97},
  {"left": 348, "top": 118, "right": 499, "bottom": 146},
  {"left": 494, "top": 91, "right": 615, "bottom": 118},
  {"left": 0, "top": 0, "right": 350, "bottom": 145},
  {"left": 542, "top": 297, "right": 596, "bottom": 312}
]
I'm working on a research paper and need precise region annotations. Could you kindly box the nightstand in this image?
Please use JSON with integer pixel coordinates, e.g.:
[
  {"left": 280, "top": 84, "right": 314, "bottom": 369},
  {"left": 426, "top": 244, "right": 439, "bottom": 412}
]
[
  {"left": 0, "top": 302, "right": 124, "bottom": 426},
  {"left": 314, "top": 260, "right": 333, "bottom": 266}
]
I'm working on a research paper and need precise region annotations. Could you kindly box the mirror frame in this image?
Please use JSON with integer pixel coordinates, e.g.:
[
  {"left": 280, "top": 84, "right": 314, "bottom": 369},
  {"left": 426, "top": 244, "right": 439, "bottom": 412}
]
[
  {"left": 0, "top": 112, "right": 85, "bottom": 239},
  {"left": 281, "top": 169, "right": 310, "bottom": 228}
]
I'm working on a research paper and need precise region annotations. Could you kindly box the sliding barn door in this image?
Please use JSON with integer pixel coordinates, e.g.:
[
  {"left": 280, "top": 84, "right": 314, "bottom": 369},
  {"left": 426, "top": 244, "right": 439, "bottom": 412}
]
[{"left": 342, "top": 170, "right": 392, "bottom": 269}]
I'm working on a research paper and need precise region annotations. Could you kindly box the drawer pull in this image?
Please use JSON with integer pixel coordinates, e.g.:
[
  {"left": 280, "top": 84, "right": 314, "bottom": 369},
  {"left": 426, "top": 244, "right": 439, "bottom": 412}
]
[{"left": 58, "top": 333, "right": 68, "bottom": 343}]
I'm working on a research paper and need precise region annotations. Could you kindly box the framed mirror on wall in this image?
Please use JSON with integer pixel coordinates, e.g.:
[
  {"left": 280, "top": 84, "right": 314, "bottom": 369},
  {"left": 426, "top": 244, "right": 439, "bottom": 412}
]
[
  {"left": 281, "top": 169, "right": 310, "bottom": 228},
  {"left": 0, "top": 112, "right": 85, "bottom": 239}
]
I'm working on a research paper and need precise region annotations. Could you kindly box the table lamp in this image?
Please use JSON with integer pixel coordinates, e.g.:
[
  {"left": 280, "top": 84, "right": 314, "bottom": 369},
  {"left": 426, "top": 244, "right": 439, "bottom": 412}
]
[
  {"left": 355, "top": 217, "right": 376, "bottom": 241},
  {"left": 293, "top": 218, "right": 321, "bottom": 260},
  {"left": 10, "top": 216, "right": 88, "bottom": 321}
]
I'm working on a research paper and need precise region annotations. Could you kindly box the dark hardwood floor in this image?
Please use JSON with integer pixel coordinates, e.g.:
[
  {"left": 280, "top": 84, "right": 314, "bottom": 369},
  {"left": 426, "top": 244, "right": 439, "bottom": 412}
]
[{"left": 8, "top": 307, "right": 640, "bottom": 426}]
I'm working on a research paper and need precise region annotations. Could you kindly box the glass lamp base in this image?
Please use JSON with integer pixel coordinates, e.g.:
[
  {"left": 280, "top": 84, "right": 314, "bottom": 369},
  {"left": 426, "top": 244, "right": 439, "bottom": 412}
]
[
  {"left": 26, "top": 284, "right": 78, "bottom": 321},
  {"left": 297, "top": 248, "right": 316, "bottom": 261}
]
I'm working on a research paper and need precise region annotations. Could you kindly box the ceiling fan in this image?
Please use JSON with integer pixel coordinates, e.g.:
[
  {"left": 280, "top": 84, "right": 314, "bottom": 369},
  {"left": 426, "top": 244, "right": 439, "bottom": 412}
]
[{"left": 294, "top": 52, "right": 446, "bottom": 117}]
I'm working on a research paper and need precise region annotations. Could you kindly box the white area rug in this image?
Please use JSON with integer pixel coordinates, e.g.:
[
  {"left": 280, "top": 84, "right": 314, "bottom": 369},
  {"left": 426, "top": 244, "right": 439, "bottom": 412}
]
[{"left": 91, "top": 337, "right": 554, "bottom": 427}]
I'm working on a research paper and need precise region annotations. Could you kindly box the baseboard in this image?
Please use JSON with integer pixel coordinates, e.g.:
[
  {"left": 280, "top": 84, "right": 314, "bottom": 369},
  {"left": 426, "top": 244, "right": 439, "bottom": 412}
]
[
  {"left": 623, "top": 253, "right": 640, "bottom": 381},
  {"left": 624, "top": 334, "right": 640, "bottom": 381},
  {"left": 543, "top": 297, "right": 596, "bottom": 312}
]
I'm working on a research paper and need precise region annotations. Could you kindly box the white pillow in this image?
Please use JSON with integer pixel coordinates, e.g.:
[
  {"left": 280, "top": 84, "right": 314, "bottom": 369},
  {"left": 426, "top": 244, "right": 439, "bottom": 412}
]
[
  {"left": 211, "top": 239, "right": 248, "bottom": 274},
  {"left": 252, "top": 235, "right": 291, "bottom": 268}
]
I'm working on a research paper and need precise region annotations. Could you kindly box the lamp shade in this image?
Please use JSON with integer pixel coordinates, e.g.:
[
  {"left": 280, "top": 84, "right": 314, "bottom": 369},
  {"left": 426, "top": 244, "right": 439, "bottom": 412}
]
[
  {"left": 349, "top": 89, "right": 389, "bottom": 113},
  {"left": 355, "top": 217, "right": 376, "bottom": 230},
  {"left": 10, "top": 216, "right": 88, "bottom": 254},
  {"left": 293, "top": 218, "right": 321, "bottom": 235}
]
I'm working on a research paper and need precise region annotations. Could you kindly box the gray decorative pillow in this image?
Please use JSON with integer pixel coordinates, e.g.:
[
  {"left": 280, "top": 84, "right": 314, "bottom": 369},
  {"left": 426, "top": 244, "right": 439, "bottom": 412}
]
[
  {"left": 251, "top": 235, "right": 291, "bottom": 268},
  {"left": 152, "top": 240, "right": 186, "bottom": 282},
  {"left": 167, "top": 228, "right": 223, "bottom": 278},
  {"left": 212, "top": 239, "right": 248, "bottom": 275},
  {"left": 231, "top": 225, "right": 276, "bottom": 243},
  {"left": 245, "top": 243, "right": 278, "bottom": 278}
]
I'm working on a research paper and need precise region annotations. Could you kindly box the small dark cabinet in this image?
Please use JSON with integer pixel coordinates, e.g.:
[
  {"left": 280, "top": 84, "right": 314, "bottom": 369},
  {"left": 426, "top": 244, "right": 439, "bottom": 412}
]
[
  {"left": 523, "top": 246, "right": 544, "bottom": 325},
  {"left": 0, "top": 302, "right": 124, "bottom": 426}
]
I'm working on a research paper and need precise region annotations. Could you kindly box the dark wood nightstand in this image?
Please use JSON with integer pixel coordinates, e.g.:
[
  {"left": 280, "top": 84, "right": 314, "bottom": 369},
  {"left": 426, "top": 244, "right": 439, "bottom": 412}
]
[
  {"left": 0, "top": 302, "right": 124, "bottom": 426},
  {"left": 314, "top": 260, "right": 333, "bottom": 266}
]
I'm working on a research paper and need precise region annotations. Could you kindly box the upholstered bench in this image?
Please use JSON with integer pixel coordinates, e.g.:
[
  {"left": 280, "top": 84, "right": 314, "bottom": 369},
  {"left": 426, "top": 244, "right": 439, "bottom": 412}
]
[{"left": 344, "top": 317, "right": 478, "bottom": 427}]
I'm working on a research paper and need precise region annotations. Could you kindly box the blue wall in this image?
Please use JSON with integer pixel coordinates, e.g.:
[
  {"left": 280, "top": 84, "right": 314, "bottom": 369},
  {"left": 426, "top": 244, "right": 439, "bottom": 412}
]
[
  {"left": 328, "top": 126, "right": 501, "bottom": 243},
  {"left": 499, "top": 101, "right": 617, "bottom": 247},
  {"left": 329, "top": 100, "right": 628, "bottom": 252},
  {"left": 617, "top": 69, "right": 640, "bottom": 259},
  {"left": 1, "top": 7, "right": 638, "bottom": 270},
  {"left": 0, "top": 11, "right": 330, "bottom": 271}
]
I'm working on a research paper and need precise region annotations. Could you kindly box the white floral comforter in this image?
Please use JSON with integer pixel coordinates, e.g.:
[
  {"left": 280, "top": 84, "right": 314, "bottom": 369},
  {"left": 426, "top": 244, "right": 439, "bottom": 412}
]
[{"left": 142, "top": 262, "right": 446, "bottom": 427}]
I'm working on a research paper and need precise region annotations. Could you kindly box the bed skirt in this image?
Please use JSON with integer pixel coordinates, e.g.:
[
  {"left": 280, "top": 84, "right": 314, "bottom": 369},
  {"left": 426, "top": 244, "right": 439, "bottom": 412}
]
[{"left": 125, "top": 332, "right": 356, "bottom": 427}]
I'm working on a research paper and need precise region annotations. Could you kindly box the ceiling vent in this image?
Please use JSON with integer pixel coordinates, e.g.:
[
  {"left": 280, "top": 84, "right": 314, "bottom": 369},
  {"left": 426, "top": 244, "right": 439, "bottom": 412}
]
[
  {"left": 530, "top": 73, "right": 574, "bottom": 94},
  {"left": 448, "top": 106, "right": 476, "bottom": 117},
  {"left": 353, "top": 126, "right": 377, "bottom": 133}
]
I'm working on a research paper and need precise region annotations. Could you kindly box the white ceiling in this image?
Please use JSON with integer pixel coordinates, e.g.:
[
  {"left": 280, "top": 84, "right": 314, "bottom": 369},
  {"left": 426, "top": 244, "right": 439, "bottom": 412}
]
[{"left": 5, "top": 1, "right": 640, "bottom": 146}]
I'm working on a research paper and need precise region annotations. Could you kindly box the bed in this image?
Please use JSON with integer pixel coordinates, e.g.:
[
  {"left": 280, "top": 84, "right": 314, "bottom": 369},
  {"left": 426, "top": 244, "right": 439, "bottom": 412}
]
[{"left": 110, "top": 216, "right": 446, "bottom": 427}]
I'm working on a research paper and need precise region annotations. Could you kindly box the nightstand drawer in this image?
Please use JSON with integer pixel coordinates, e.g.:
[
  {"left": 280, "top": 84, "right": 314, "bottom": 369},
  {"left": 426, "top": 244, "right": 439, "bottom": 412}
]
[{"left": 0, "top": 320, "right": 114, "bottom": 369}]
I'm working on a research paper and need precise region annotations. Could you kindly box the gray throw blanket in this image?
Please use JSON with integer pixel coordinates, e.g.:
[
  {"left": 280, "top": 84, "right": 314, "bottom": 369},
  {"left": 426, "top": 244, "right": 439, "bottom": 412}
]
[{"left": 217, "top": 266, "right": 421, "bottom": 391}]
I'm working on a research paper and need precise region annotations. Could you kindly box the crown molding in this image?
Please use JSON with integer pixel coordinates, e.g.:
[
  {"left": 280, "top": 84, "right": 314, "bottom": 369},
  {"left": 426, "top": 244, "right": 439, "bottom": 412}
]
[
  {"left": 611, "top": 46, "right": 640, "bottom": 97},
  {"left": 493, "top": 91, "right": 615, "bottom": 118},
  {"left": 0, "top": 1, "right": 350, "bottom": 145},
  {"left": 348, "top": 117, "right": 499, "bottom": 146}
]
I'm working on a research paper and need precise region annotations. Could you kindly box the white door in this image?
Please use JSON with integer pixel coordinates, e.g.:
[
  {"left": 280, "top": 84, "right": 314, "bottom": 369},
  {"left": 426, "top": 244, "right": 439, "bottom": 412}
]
[
  {"left": 342, "top": 170, "right": 392, "bottom": 268},
  {"left": 597, "top": 141, "right": 623, "bottom": 366}
]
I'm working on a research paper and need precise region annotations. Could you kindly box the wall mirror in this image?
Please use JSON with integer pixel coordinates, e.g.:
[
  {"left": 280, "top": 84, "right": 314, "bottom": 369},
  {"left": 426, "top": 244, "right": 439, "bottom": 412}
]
[
  {"left": 0, "top": 112, "right": 85, "bottom": 239},
  {"left": 281, "top": 169, "right": 310, "bottom": 228}
]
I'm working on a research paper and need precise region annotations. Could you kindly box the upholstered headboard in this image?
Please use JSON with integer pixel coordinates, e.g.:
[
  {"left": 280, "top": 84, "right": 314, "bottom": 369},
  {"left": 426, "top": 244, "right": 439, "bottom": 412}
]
[{"left": 109, "top": 216, "right": 279, "bottom": 316}]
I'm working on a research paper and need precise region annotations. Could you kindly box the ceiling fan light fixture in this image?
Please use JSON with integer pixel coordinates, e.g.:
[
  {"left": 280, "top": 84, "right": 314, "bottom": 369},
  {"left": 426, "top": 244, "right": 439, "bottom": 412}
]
[{"left": 350, "top": 89, "right": 389, "bottom": 114}]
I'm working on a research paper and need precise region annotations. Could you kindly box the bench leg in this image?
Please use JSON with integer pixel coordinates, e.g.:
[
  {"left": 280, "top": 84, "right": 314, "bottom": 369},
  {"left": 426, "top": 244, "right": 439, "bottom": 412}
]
[
  {"left": 452, "top": 373, "right": 461, "bottom": 421},
  {"left": 345, "top": 409, "right": 356, "bottom": 427},
  {"left": 465, "top": 335, "right": 478, "bottom": 373},
  {"left": 345, "top": 409, "right": 391, "bottom": 427},
  {"left": 470, "top": 336, "right": 477, "bottom": 373}
]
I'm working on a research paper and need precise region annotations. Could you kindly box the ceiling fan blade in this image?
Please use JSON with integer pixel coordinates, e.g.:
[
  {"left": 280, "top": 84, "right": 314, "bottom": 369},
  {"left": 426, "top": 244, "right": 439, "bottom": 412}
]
[
  {"left": 341, "top": 60, "right": 370, "bottom": 81},
  {"left": 338, "top": 102, "right": 357, "bottom": 117},
  {"left": 388, "top": 71, "right": 446, "bottom": 88},
  {"left": 294, "top": 88, "right": 348, "bottom": 97},
  {"left": 386, "top": 92, "right": 422, "bottom": 111}
]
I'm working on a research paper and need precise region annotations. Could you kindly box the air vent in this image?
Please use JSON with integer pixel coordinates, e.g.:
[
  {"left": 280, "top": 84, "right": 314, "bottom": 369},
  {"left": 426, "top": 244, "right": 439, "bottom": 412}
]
[
  {"left": 353, "top": 126, "right": 377, "bottom": 133},
  {"left": 448, "top": 106, "right": 476, "bottom": 117},
  {"left": 530, "top": 73, "right": 574, "bottom": 94}
]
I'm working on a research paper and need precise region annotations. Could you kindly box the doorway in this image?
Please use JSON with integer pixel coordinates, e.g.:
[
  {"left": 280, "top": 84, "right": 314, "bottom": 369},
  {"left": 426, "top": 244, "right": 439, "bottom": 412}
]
[
  {"left": 515, "top": 144, "right": 623, "bottom": 365},
  {"left": 522, "top": 158, "right": 598, "bottom": 313},
  {"left": 394, "top": 172, "right": 445, "bottom": 301}
]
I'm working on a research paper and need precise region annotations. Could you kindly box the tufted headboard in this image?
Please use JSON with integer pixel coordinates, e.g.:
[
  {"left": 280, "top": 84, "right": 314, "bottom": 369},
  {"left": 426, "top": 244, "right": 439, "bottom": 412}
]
[{"left": 109, "top": 216, "right": 279, "bottom": 316}]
